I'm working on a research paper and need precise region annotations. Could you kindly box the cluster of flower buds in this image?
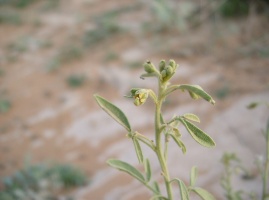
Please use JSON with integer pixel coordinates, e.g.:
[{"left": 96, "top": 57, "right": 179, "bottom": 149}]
[
  {"left": 129, "top": 88, "right": 149, "bottom": 106},
  {"left": 159, "top": 59, "right": 177, "bottom": 82},
  {"left": 142, "top": 59, "right": 178, "bottom": 83}
]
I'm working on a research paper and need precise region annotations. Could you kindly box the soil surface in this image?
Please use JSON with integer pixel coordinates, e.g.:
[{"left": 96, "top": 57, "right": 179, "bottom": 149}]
[{"left": 0, "top": 1, "right": 269, "bottom": 199}]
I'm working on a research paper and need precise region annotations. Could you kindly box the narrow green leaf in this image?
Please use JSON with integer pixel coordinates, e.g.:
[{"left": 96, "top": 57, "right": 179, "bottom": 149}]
[
  {"left": 190, "top": 166, "right": 198, "bottom": 187},
  {"left": 133, "top": 137, "right": 144, "bottom": 163},
  {"left": 150, "top": 195, "right": 168, "bottom": 200},
  {"left": 179, "top": 84, "right": 215, "bottom": 105},
  {"left": 144, "top": 158, "right": 151, "bottom": 182},
  {"left": 107, "top": 159, "right": 145, "bottom": 183},
  {"left": 171, "top": 179, "right": 189, "bottom": 200},
  {"left": 181, "top": 119, "right": 216, "bottom": 148},
  {"left": 183, "top": 113, "right": 200, "bottom": 123},
  {"left": 152, "top": 181, "right": 161, "bottom": 193},
  {"left": 170, "top": 133, "right": 186, "bottom": 154},
  {"left": 191, "top": 187, "right": 216, "bottom": 200},
  {"left": 140, "top": 72, "right": 160, "bottom": 79},
  {"left": 94, "top": 94, "right": 131, "bottom": 131}
]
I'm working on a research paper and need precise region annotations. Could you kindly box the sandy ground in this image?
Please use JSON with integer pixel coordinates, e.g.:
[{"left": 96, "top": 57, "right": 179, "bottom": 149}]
[{"left": 0, "top": 0, "right": 269, "bottom": 199}]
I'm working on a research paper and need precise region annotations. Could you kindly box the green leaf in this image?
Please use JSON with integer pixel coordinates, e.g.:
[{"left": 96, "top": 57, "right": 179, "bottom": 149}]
[
  {"left": 171, "top": 179, "right": 189, "bottom": 200},
  {"left": 170, "top": 133, "right": 186, "bottom": 154},
  {"left": 144, "top": 158, "right": 151, "bottom": 182},
  {"left": 107, "top": 159, "right": 145, "bottom": 183},
  {"left": 190, "top": 166, "right": 198, "bottom": 187},
  {"left": 183, "top": 113, "right": 200, "bottom": 123},
  {"left": 152, "top": 181, "right": 161, "bottom": 193},
  {"left": 94, "top": 94, "right": 131, "bottom": 132},
  {"left": 140, "top": 71, "right": 160, "bottom": 79},
  {"left": 133, "top": 137, "right": 144, "bottom": 163},
  {"left": 179, "top": 84, "right": 215, "bottom": 105},
  {"left": 181, "top": 119, "right": 216, "bottom": 148},
  {"left": 150, "top": 195, "right": 168, "bottom": 200},
  {"left": 191, "top": 187, "right": 216, "bottom": 200}
]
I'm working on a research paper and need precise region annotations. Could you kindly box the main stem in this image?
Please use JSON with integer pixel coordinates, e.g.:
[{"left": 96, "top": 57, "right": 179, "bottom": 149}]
[{"left": 155, "top": 81, "right": 173, "bottom": 200}]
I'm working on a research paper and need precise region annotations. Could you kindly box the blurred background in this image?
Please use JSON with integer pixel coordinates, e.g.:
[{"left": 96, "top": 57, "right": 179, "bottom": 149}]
[{"left": 0, "top": 0, "right": 269, "bottom": 199}]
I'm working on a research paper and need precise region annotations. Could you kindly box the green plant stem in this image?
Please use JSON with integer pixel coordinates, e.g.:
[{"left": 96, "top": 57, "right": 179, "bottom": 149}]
[
  {"left": 155, "top": 82, "right": 174, "bottom": 200},
  {"left": 262, "top": 122, "right": 269, "bottom": 200}
]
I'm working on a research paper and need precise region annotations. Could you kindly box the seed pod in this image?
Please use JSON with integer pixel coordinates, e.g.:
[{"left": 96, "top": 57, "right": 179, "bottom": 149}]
[
  {"left": 144, "top": 61, "right": 156, "bottom": 73},
  {"left": 159, "top": 60, "right": 166, "bottom": 72}
]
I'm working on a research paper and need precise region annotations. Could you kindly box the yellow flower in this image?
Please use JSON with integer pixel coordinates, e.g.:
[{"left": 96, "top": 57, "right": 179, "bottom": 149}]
[{"left": 133, "top": 89, "right": 149, "bottom": 106}]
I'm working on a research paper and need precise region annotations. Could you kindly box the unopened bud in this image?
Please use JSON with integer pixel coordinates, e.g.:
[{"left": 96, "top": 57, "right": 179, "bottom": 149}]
[
  {"left": 159, "top": 60, "right": 166, "bottom": 72},
  {"left": 169, "top": 59, "right": 176, "bottom": 70},
  {"left": 161, "top": 70, "right": 166, "bottom": 78},
  {"left": 144, "top": 61, "right": 156, "bottom": 73},
  {"left": 166, "top": 66, "right": 173, "bottom": 76}
]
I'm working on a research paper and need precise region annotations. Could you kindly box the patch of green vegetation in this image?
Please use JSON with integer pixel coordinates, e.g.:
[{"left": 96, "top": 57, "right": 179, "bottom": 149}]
[
  {"left": 59, "top": 45, "right": 83, "bottom": 63},
  {"left": 6, "top": 36, "right": 52, "bottom": 63},
  {"left": 66, "top": 74, "right": 86, "bottom": 88},
  {"left": 0, "top": 0, "right": 37, "bottom": 8},
  {"left": 7, "top": 36, "right": 52, "bottom": 53},
  {"left": 45, "top": 58, "right": 60, "bottom": 72},
  {"left": 7, "top": 36, "right": 30, "bottom": 53},
  {"left": 151, "top": 0, "right": 176, "bottom": 26},
  {"left": 82, "top": 22, "right": 122, "bottom": 47},
  {"left": 147, "top": 0, "right": 191, "bottom": 32},
  {"left": 50, "top": 164, "right": 87, "bottom": 187},
  {"left": 0, "top": 99, "right": 11, "bottom": 113},
  {"left": 45, "top": 45, "right": 83, "bottom": 72},
  {"left": 214, "top": 85, "right": 230, "bottom": 100},
  {"left": 0, "top": 10, "right": 22, "bottom": 25},
  {"left": 103, "top": 51, "right": 119, "bottom": 62},
  {"left": 0, "top": 163, "right": 87, "bottom": 200},
  {"left": 40, "top": 0, "right": 60, "bottom": 11},
  {"left": 219, "top": 0, "right": 249, "bottom": 18},
  {"left": 96, "top": 3, "right": 141, "bottom": 20},
  {"left": 82, "top": 4, "right": 140, "bottom": 47},
  {"left": 126, "top": 61, "right": 143, "bottom": 69},
  {"left": 258, "top": 47, "right": 269, "bottom": 58},
  {"left": 0, "top": 69, "right": 4, "bottom": 76}
]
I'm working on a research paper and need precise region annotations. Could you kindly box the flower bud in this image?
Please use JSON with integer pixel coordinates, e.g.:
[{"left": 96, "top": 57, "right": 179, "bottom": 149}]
[
  {"left": 161, "top": 70, "right": 166, "bottom": 78},
  {"left": 133, "top": 89, "right": 149, "bottom": 106},
  {"left": 159, "top": 60, "right": 166, "bottom": 72},
  {"left": 169, "top": 59, "right": 176, "bottom": 70},
  {"left": 166, "top": 66, "right": 173, "bottom": 76},
  {"left": 144, "top": 61, "right": 156, "bottom": 73}
]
